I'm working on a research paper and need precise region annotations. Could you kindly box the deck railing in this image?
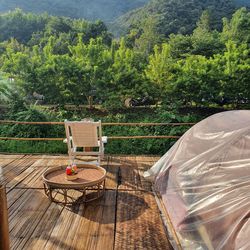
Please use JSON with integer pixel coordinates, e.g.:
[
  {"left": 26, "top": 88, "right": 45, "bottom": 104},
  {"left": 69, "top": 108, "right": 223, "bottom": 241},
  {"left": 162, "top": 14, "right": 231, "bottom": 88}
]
[
  {"left": 0, "top": 120, "right": 194, "bottom": 249},
  {"left": 0, "top": 120, "right": 195, "bottom": 141}
]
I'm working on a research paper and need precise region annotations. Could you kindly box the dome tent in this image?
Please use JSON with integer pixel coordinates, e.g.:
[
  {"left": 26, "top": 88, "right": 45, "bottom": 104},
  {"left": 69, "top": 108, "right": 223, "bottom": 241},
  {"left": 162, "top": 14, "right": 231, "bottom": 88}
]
[{"left": 144, "top": 110, "right": 250, "bottom": 250}]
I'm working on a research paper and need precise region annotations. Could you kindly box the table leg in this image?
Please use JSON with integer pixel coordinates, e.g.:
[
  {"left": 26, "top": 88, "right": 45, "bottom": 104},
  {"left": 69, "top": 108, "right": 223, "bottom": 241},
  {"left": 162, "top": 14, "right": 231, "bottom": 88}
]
[
  {"left": 97, "top": 183, "right": 100, "bottom": 196},
  {"left": 43, "top": 183, "right": 47, "bottom": 195},
  {"left": 63, "top": 189, "right": 67, "bottom": 204}
]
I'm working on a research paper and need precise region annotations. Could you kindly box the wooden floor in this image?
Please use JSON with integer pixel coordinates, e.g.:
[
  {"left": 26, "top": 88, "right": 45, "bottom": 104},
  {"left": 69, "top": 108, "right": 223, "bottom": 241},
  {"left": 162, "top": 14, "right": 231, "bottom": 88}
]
[{"left": 0, "top": 154, "right": 173, "bottom": 250}]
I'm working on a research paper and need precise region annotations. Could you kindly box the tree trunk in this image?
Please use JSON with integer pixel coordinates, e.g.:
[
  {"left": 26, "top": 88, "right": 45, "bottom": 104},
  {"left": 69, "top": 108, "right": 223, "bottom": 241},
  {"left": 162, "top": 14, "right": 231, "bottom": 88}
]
[{"left": 87, "top": 96, "right": 93, "bottom": 109}]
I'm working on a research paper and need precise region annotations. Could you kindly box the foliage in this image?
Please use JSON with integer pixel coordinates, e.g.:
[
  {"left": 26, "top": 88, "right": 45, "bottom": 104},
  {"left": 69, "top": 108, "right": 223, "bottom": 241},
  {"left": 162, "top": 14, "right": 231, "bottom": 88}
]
[
  {"left": 0, "top": 140, "right": 66, "bottom": 154},
  {"left": 191, "top": 10, "right": 224, "bottom": 57},
  {"left": 0, "top": 106, "right": 200, "bottom": 154},
  {"left": 0, "top": 106, "right": 60, "bottom": 138},
  {"left": 234, "top": 0, "right": 250, "bottom": 7},
  {"left": 111, "top": 0, "right": 240, "bottom": 37},
  {"left": 0, "top": 9, "right": 47, "bottom": 43},
  {"left": 0, "top": 8, "right": 249, "bottom": 154},
  {"left": 0, "top": 0, "right": 149, "bottom": 22},
  {"left": 133, "top": 16, "right": 163, "bottom": 56},
  {"left": 145, "top": 43, "right": 174, "bottom": 91},
  {"left": 221, "top": 7, "right": 250, "bottom": 44},
  {"left": 0, "top": 8, "right": 249, "bottom": 108},
  {"left": 0, "top": 9, "right": 112, "bottom": 44},
  {"left": 0, "top": 73, "right": 9, "bottom": 103}
]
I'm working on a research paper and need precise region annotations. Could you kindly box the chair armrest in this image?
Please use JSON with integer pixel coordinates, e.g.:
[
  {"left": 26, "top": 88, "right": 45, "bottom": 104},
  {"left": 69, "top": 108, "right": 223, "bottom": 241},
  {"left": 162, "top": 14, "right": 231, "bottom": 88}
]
[
  {"left": 102, "top": 136, "right": 108, "bottom": 144},
  {"left": 63, "top": 136, "right": 72, "bottom": 143}
]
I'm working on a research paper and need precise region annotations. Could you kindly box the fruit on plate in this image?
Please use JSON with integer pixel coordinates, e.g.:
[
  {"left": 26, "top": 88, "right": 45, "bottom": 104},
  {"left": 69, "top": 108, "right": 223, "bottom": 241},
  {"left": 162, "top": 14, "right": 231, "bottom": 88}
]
[
  {"left": 66, "top": 166, "right": 73, "bottom": 175},
  {"left": 72, "top": 163, "right": 78, "bottom": 173},
  {"left": 65, "top": 165, "right": 78, "bottom": 180}
]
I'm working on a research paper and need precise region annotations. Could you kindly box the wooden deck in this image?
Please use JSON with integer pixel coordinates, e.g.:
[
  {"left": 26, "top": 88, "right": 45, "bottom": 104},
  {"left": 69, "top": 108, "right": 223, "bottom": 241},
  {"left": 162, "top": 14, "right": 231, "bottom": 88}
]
[{"left": 0, "top": 154, "right": 173, "bottom": 250}]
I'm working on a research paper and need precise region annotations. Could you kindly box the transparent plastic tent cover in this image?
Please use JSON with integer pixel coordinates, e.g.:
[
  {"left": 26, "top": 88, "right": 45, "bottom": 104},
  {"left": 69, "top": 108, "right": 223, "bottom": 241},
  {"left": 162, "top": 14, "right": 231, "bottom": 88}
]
[{"left": 144, "top": 110, "right": 250, "bottom": 250}]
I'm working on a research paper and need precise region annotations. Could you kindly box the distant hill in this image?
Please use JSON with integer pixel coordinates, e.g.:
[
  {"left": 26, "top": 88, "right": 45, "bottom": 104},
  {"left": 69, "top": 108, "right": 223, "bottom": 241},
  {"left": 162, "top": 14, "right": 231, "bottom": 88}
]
[
  {"left": 1, "top": 0, "right": 249, "bottom": 37},
  {"left": 234, "top": 0, "right": 250, "bottom": 6},
  {"left": 111, "top": 0, "right": 250, "bottom": 37},
  {"left": 0, "top": 0, "right": 149, "bottom": 22}
]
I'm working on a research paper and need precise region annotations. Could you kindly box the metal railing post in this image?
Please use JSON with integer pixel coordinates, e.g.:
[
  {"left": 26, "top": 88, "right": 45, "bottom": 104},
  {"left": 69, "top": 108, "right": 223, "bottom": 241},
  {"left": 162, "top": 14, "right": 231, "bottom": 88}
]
[{"left": 0, "top": 185, "right": 10, "bottom": 250}]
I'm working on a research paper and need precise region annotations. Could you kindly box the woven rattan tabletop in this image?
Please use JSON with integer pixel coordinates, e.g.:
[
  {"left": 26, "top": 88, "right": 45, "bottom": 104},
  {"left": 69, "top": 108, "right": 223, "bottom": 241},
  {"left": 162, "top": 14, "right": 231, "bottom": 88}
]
[{"left": 43, "top": 164, "right": 106, "bottom": 189}]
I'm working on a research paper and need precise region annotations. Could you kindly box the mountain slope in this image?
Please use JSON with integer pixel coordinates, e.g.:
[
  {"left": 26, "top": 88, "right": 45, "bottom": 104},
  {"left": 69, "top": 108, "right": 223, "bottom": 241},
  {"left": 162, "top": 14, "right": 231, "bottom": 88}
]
[
  {"left": 234, "top": 0, "right": 250, "bottom": 6},
  {"left": 0, "top": 0, "right": 149, "bottom": 22},
  {"left": 111, "top": 0, "right": 250, "bottom": 36}
]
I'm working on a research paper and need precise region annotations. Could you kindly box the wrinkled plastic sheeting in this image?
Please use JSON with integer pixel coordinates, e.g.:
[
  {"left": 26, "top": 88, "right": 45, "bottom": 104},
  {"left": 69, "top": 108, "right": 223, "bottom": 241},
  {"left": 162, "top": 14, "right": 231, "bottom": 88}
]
[{"left": 144, "top": 110, "right": 250, "bottom": 250}]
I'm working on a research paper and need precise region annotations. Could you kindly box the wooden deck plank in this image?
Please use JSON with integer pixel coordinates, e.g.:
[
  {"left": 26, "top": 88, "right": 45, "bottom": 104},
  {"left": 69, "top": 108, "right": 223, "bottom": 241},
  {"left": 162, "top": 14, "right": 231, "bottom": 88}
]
[
  {"left": 8, "top": 189, "right": 52, "bottom": 250},
  {"left": 0, "top": 155, "right": 36, "bottom": 187},
  {"left": 21, "top": 201, "right": 64, "bottom": 250},
  {"left": 42, "top": 204, "right": 80, "bottom": 250},
  {"left": 118, "top": 156, "right": 140, "bottom": 190},
  {"left": 5, "top": 157, "right": 62, "bottom": 208},
  {"left": 0, "top": 154, "right": 25, "bottom": 159},
  {"left": 0, "top": 154, "right": 173, "bottom": 250},
  {"left": 16, "top": 155, "right": 69, "bottom": 189},
  {"left": 136, "top": 156, "right": 160, "bottom": 191},
  {"left": 118, "top": 155, "right": 157, "bottom": 191},
  {"left": 114, "top": 191, "right": 172, "bottom": 250},
  {"left": 104, "top": 156, "right": 119, "bottom": 189},
  {"left": 95, "top": 191, "right": 117, "bottom": 250},
  {"left": 0, "top": 154, "right": 25, "bottom": 170},
  {"left": 0, "top": 155, "right": 25, "bottom": 177},
  {"left": 5, "top": 156, "right": 66, "bottom": 211},
  {"left": 77, "top": 191, "right": 116, "bottom": 250},
  {"left": 44, "top": 190, "right": 116, "bottom": 250}
]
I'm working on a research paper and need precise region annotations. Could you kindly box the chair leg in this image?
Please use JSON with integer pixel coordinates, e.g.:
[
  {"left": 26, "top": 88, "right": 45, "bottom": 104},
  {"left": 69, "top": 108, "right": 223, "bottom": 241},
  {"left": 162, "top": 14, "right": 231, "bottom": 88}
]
[
  {"left": 72, "top": 155, "right": 75, "bottom": 164},
  {"left": 68, "top": 151, "right": 75, "bottom": 165}
]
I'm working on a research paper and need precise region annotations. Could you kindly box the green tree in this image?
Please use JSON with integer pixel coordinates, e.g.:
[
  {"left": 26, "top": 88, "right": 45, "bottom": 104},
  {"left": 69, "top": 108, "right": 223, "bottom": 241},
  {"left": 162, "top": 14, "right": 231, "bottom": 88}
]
[
  {"left": 192, "top": 10, "right": 224, "bottom": 57},
  {"left": 222, "top": 7, "right": 250, "bottom": 45},
  {"left": 134, "top": 16, "right": 162, "bottom": 56},
  {"left": 69, "top": 36, "right": 113, "bottom": 107},
  {"left": 145, "top": 43, "right": 174, "bottom": 95},
  {"left": 168, "top": 34, "right": 193, "bottom": 59},
  {"left": 0, "top": 9, "right": 47, "bottom": 43},
  {"left": 219, "top": 40, "right": 250, "bottom": 104},
  {"left": 97, "top": 38, "right": 151, "bottom": 108}
]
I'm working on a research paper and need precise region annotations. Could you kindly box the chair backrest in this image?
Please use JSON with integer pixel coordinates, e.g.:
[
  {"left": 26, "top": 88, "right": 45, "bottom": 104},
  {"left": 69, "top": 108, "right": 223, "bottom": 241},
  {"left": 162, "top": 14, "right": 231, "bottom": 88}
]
[{"left": 64, "top": 120, "right": 102, "bottom": 148}]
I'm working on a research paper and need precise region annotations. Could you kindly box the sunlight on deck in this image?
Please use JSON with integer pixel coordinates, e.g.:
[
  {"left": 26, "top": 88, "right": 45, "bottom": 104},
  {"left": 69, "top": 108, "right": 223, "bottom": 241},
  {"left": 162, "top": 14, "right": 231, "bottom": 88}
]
[{"left": 0, "top": 154, "right": 172, "bottom": 250}]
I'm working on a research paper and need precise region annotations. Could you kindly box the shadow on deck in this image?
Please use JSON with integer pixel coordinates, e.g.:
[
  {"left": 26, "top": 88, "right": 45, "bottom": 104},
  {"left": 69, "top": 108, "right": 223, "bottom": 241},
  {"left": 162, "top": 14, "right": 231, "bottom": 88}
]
[{"left": 0, "top": 154, "right": 172, "bottom": 250}]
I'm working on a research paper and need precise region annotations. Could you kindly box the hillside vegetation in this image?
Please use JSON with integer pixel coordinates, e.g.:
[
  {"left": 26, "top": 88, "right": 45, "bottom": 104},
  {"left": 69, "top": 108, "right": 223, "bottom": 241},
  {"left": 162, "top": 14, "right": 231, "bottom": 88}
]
[
  {"left": 111, "top": 0, "right": 250, "bottom": 36},
  {"left": 1, "top": 0, "right": 249, "bottom": 37},
  {"left": 0, "top": 7, "right": 249, "bottom": 154},
  {"left": 0, "top": 8, "right": 249, "bottom": 109},
  {"left": 0, "top": 0, "right": 148, "bottom": 22},
  {"left": 234, "top": 0, "right": 250, "bottom": 6}
]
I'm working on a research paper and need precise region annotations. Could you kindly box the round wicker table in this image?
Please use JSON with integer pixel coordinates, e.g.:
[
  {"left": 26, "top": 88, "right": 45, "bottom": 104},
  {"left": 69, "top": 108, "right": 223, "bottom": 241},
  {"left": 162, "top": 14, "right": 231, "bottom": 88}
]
[{"left": 43, "top": 164, "right": 106, "bottom": 204}]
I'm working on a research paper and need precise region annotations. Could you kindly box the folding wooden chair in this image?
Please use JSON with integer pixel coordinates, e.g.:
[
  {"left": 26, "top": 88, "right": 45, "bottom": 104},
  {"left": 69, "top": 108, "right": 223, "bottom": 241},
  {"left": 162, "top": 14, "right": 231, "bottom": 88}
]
[{"left": 64, "top": 120, "right": 104, "bottom": 165}]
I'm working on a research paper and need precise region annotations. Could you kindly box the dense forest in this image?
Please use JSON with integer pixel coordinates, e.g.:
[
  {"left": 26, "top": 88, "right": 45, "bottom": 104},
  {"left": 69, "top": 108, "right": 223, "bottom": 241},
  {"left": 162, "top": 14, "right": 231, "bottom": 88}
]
[
  {"left": 1, "top": 0, "right": 249, "bottom": 36},
  {"left": 0, "top": 0, "right": 148, "bottom": 22},
  {"left": 0, "top": 5, "right": 249, "bottom": 154},
  {"left": 111, "top": 0, "right": 250, "bottom": 36},
  {"left": 0, "top": 8, "right": 249, "bottom": 108},
  {"left": 235, "top": 0, "right": 250, "bottom": 6}
]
